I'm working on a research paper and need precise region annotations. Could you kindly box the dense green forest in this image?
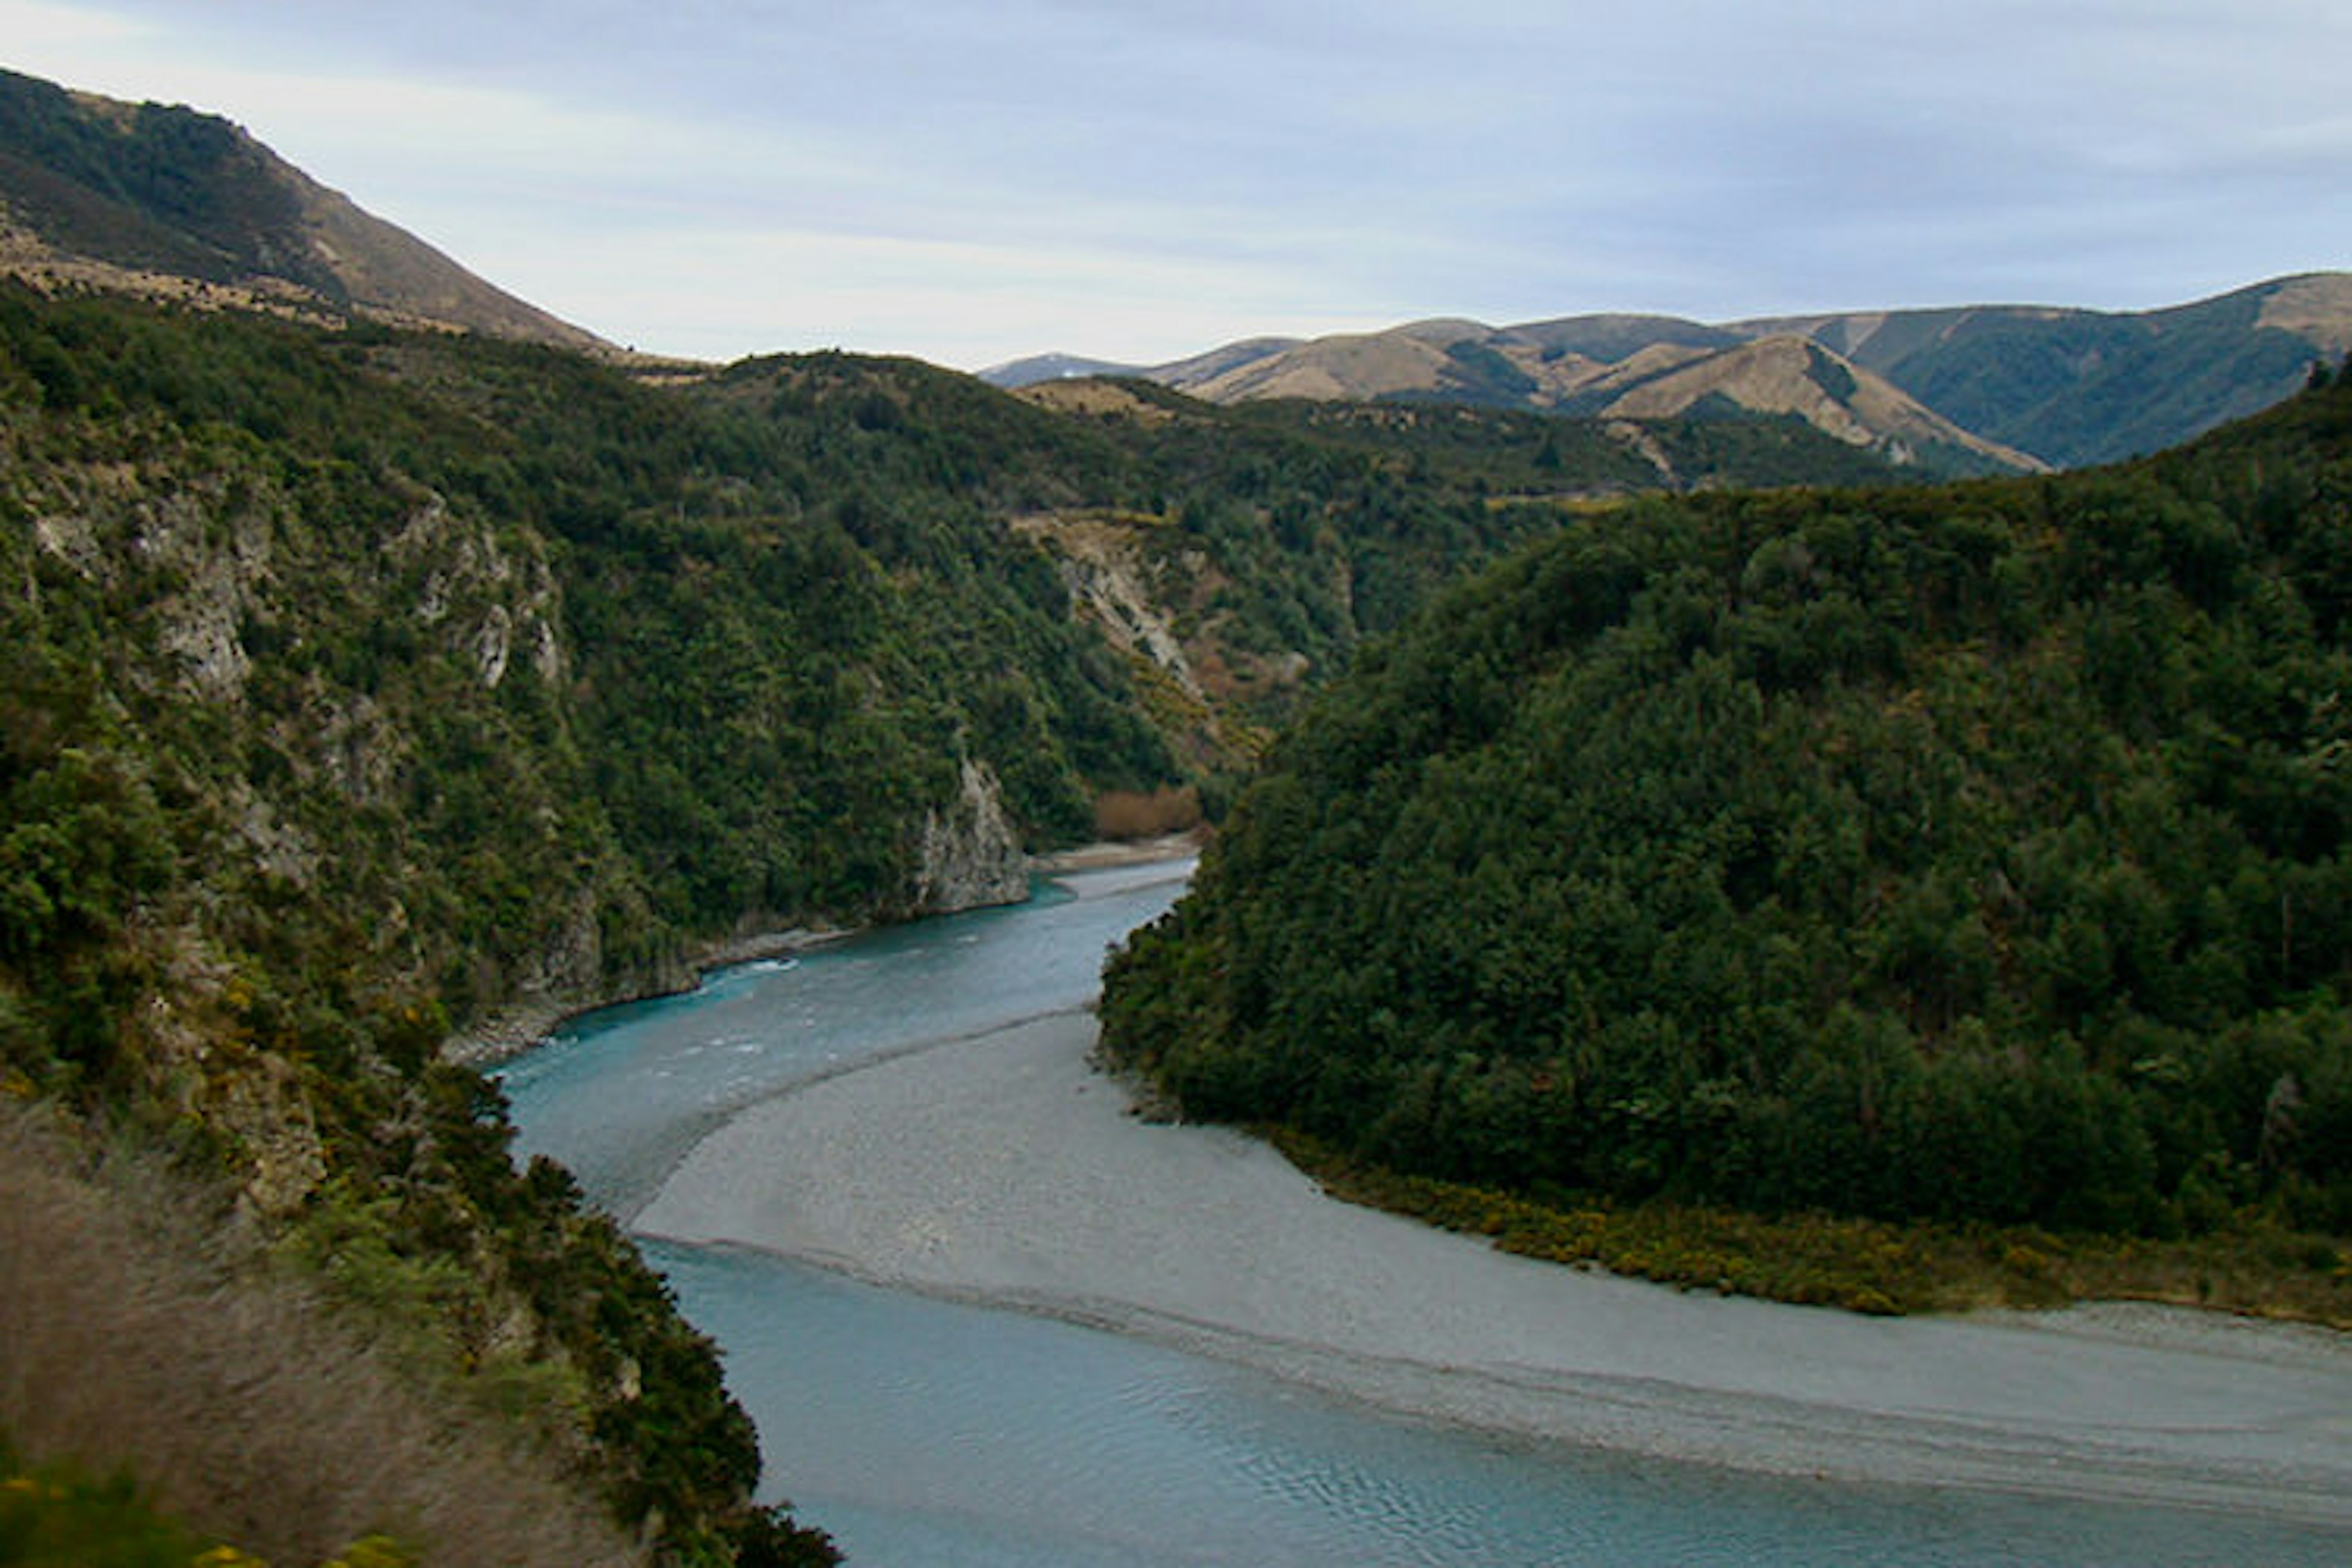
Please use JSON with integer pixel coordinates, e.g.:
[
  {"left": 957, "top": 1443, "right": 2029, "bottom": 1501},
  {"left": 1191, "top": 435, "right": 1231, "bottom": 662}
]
[
  {"left": 1102, "top": 367, "right": 2352, "bottom": 1250},
  {"left": 0, "top": 284, "right": 1912, "bottom": 1562}
]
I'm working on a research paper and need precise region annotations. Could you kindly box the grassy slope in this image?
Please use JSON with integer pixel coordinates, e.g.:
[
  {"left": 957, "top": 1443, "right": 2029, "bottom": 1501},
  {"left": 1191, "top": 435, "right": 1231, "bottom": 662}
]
[
  {"left": 1846, "top": 285, "right": 2335, "bottom": 468},
  {"left": 0, "top": 1100, "right": 639, "bottom": 1567}
]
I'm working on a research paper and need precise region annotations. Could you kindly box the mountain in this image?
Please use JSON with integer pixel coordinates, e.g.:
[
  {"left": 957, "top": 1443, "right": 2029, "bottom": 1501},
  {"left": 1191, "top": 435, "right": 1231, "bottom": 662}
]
[
  {"left": 1501, "top": 312, "right": 1744, "bottom": 361},
  {"left": 0, "top": 269, "right": 1925, "bottom": 1561},
  {"left": 25, "top": 61, "right": 2329, "bottom": 478},
  {"left": 987, "top": 276, "right": 2352, "bottom": 475},
  {"left": 1558, "top": 333, "right": 2042, "bottom": 473},
  {"left": 0, "top": 67, "right": 606, "bottom": 350},
  {"left": 1149, "top": 323, "right": 2029, "bottom": 477},
  {"left": 977, "top": 350, "right": 1140, "bottom": 386},
  {"left": 1101, "top": 369, "right": 2352, "bottom": 1275},
  {"left": 1738, "top": 273, "right": 2352, "bottom": 467},
  {"left": 990, "top": 321, "right": 2025, "bottom": 478}
]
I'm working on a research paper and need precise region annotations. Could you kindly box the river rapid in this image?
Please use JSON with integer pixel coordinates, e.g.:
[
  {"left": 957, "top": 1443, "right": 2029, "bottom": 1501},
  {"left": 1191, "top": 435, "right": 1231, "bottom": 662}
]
[{"left": 499, "top": 863, "right": 2352, "bottom": 1566}]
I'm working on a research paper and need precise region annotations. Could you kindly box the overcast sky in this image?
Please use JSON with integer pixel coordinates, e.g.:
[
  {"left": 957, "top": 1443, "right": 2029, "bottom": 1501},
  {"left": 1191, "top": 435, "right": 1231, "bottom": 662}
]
[{"left": 4, "top": 1, "right": 2347, "bottom": 369}]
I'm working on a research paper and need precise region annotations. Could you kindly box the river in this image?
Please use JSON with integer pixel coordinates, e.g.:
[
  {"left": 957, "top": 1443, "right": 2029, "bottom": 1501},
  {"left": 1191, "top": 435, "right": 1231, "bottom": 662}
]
[{"left": 499, "top": 863, "right": 2352, "bottom": 1566}]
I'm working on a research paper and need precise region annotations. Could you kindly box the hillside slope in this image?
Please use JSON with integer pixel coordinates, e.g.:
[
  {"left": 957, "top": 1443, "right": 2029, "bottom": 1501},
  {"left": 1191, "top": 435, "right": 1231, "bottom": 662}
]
[
  {"left": 1742, "top": 273, "right": 2352, "bottom": 469},
  {"left": 0, "top": 67, "right": 605, "bottom": 349},
  {"left": 990, "top": 277, "right": 2352, "bottom": 474},
  {"left": 0, "top": 296, "right": 1192, "bottom": 1564},
  {"left": 1583, "top": 334, "right": 2037, "bottom": 474},
  {"left": 1138, "top": 322, "right": 2022, "bottom": 478},
  {"left": 0, "top": 282, "right": 1928, "bottom": 1558},
  {"left": 1102, "top": 368, "right": 2352, "bottom": 1253}
]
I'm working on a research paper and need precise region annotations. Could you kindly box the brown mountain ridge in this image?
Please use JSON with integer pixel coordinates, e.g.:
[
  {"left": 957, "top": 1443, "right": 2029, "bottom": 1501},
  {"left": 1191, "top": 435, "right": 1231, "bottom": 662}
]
[
  {"left": 0, "top": 67, "right": 606, "bottom": 351},
  {"left": 4, "top": 64, "right": 2340, "bottom": 477},
  {"left": 990, "top": 274, "right": 2352, "bottom": 473}
]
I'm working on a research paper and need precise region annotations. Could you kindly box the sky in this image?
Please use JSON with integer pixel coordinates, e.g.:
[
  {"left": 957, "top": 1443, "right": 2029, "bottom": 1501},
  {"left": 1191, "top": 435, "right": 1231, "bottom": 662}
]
[{"left": 3, "top": 1, "right": 2348, "bottom": 371}]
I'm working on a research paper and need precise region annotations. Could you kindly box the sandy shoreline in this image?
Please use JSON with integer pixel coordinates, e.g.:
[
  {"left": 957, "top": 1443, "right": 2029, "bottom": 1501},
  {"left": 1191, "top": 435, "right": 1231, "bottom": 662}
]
[
  {"left": 1025, "top": 828, "right": 1208, "bottom": 874},
  {"left": 635, "top": 1009, "right": 2352, "bottom": 1525}
]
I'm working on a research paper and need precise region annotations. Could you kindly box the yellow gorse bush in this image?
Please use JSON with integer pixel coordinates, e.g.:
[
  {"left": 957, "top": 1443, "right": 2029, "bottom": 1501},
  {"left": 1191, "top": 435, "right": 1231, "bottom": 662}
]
[{"left": 193, "top": 1547, "right": 268, "bottom": 1567}]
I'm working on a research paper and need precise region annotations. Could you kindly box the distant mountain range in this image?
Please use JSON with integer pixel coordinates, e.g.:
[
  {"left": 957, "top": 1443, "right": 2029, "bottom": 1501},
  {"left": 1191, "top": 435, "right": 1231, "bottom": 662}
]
[
  {"left": 4, "top": 64, "right": 2343, "bottom": 479},
  {"left": 987, "top": 274, "right": 2352, "bottom": 473},
  {"left": 0, "top": 66, "right": 605, "bottom": 350}
]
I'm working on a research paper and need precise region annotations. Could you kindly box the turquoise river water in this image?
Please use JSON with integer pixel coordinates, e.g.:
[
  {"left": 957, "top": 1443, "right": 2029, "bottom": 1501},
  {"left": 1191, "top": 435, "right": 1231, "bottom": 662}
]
[{"left": 498, "top": 864, "right": 2350, "bottom": 1566}]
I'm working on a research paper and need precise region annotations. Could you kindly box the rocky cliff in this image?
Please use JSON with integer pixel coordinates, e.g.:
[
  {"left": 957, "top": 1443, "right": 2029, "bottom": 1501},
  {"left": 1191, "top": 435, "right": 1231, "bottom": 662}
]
[{"left": 913, "top": 758, "right": 1032, "bottom": 913}]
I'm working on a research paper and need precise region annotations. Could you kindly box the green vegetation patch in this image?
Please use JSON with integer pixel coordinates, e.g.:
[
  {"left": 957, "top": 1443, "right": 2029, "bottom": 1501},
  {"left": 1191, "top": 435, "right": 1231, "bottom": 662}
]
[
  {"left": 1275, "top": 1131, "right": 2352, "bottom": 1324},
  {"left": 1, "top": 1438, "right": 415, "bottom": 1568},
  {"left": 1103, "top": 370, "right": 2352, "bottom": 1283}
]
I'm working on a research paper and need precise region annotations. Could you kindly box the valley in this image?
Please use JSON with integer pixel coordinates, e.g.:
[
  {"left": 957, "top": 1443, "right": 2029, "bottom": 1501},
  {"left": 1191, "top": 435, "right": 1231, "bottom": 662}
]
[{"left": 3, "top": 58, "right": 2350, "bottom": 1567}]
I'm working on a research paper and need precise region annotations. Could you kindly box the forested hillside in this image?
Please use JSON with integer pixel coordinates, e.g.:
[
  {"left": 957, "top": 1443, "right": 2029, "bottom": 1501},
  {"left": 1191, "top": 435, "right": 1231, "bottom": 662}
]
[
  {"left": 1008, "top": 380, "right": 1904, "bottom": 767},
  {"left": 1102, "top": 367, "right": 2352, "bottom": 1261},
  {"left": 0, "top": 284, "right": 1907, "bottom": 1561}
]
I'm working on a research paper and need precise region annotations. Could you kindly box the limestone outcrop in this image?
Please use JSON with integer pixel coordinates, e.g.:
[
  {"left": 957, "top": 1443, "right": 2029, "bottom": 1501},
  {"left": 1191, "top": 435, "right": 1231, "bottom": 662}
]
[{"left": 913, "top": 759, "right": 1030, "bottom": 914}]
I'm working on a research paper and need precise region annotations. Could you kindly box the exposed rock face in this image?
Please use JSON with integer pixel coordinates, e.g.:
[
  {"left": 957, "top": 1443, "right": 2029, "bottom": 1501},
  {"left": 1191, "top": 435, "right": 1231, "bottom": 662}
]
[
  {"left": 507, "top": 887, "right": 608, "bottom": 1003},
  {"left": 913, "top": 759, "right": 1029, "bottom": 914},
  {"left": 210, "top": 1052, "right": 328, "bottom": 1216},
  {"left": 1015, "top": 513, "right": 1203, "bottom": 698},
  {"left": 395, "top": 494, "right": 566, "bottom": 692},
  {"left": 1010, "top": 509, "right": 1293, "bottom": 772}
]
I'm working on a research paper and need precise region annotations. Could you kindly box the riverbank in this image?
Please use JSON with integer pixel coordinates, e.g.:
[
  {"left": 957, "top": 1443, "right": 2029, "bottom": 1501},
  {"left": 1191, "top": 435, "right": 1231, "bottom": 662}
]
[
  {"left": 440, "top": 924, "right": 850, "bottom": 1069},
  {"left": 1026, "top": 828, "right": 1208, "bottom": 874},
  {"left": 1278, "top": 1131, "right": 2352, "bottom": 1325},
  {"left": 636, "top": 1008, "right": 2352, "bottom": 1527},
  {"left": 443, "top": 835, "right": 1202, "bottom": 1070}
]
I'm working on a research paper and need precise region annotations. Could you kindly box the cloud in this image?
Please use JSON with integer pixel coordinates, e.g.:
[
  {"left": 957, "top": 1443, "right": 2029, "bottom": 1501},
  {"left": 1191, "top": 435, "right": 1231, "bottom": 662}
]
[
  {"left": 6, "top": 1, "right": 2349, "bottom": 363},
  {"left": 510, "top": 221, "right": 1411, "bottom": 369}
]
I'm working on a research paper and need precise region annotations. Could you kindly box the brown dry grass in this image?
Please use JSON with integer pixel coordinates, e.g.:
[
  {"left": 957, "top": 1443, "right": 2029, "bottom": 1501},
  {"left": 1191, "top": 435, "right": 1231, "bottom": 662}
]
[
  {"left": 1012, "top": 380, "right": 1177, "bottom": 421},
  {"left": 0, "top": 1100, "right": 642, "bottom": 1567},
  {"left": 1093, "top": 786, "right": 1204, "bottom": 842}
]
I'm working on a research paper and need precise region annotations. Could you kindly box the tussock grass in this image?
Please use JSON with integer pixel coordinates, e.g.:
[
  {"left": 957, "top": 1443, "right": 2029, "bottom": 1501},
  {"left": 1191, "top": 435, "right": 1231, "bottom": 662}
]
[{"left": 0, "top": 1101, "right": 641, "bottom": 1568}]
